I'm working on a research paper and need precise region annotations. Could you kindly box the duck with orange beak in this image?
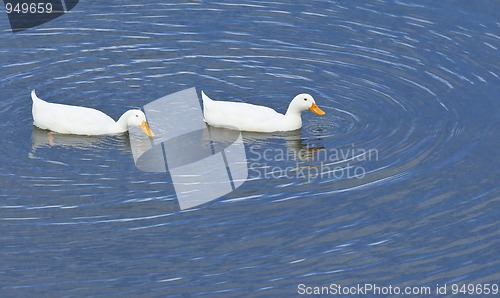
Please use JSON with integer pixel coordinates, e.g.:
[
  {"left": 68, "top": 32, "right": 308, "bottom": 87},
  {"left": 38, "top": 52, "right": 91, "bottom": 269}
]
[
  {"left": 31, "top": 90, "right": 155, "bottom": 137},
  {"left": 202, "top": 92, "right": 325, "bottom": 133}
]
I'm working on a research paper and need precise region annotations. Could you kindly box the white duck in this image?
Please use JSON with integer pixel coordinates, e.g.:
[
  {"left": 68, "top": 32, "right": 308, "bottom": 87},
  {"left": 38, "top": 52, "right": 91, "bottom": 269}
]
[
  {"left": 31, "top": 90, "right": 154, "bottom": 137},
  {"left": 202, "top": 91, "right": 325, "bottom": 132}
]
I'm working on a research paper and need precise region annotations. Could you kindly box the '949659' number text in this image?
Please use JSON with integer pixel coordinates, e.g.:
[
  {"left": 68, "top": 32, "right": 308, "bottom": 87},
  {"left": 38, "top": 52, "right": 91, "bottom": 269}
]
[{"left": 5, "top": 2, "right": 53, "bottom": 14}]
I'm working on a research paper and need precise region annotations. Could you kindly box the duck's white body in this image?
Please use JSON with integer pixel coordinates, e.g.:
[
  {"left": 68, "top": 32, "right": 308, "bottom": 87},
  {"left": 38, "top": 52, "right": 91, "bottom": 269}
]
[
  {"left": 202, "top": 91, "right": 325, "bottom": 132},
  {"left": 31, "top": 90, "right": 154, "bottom": 136}
]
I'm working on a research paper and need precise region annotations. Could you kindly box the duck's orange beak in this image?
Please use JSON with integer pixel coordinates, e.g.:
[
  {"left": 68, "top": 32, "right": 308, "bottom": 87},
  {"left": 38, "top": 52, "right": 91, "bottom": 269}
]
[
  {"left": 139, "top": 121, "right": 155, "bottom": 137},
  {"left": 309, "top": 103, "right": 325, "bottom": 116}
]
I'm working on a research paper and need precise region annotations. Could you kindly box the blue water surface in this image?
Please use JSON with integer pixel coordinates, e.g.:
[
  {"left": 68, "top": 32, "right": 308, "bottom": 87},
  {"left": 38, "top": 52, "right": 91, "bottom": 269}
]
[{"left": 0, "top": 1, "right": 498, "bottom": 297}]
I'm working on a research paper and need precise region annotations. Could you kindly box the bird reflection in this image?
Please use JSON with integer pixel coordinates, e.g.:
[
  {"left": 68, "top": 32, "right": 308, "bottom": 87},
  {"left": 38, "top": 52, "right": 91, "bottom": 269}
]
[
  {"left": 30, "top": 126, "right": 131, "bottom": 157},
  {"left": 241, "top": 129, "right": 325, "bottom": 162},
  {"left": 31, "top": 125, "right": 324, "bottom": 163}
]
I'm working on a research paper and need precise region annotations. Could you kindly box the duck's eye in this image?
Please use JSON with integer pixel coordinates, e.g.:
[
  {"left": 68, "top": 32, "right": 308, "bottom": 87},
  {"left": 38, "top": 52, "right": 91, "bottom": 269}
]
[
  {"left": 135, "top": 115, "right": 139, "bottom": 117},
  {"left": 303, "top": 98, "right": 308, "bottom": 101}
]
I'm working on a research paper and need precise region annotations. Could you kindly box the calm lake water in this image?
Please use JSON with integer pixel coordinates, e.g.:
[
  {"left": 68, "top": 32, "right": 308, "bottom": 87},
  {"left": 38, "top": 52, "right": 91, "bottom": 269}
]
[{"left": 1, "top": 1, "right": 498, "bottom": 297}]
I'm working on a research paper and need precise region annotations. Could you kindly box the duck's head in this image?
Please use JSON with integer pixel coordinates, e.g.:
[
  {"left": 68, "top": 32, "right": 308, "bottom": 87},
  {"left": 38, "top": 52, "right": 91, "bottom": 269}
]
[
  {"left": 127, "top": 110, "right": 155, "bottom": 137},
  {"left": 290, "top": 94, "right": 326, "bottom": 115}
]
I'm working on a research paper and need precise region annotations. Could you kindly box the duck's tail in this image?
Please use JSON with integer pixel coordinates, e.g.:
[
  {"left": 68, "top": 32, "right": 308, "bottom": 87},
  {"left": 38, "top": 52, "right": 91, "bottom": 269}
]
[
  {"left": 201, "top": 91, "right": 214, "bottom": 121},
  {"left": 31, "top": 89, "right": 42, "bottom": 103},
  {"left": 201, "top": 91, "right": 213, "bottom": 103}
]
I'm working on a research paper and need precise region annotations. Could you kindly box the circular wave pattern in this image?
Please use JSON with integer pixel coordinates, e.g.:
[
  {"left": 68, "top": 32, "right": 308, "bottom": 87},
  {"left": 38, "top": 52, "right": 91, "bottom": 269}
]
[{"left": 0, "top": 0, "right": 498, "bottom": 296}]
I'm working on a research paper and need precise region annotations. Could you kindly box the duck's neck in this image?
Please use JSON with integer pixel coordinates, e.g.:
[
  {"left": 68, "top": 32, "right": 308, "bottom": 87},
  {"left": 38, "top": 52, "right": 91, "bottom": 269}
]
[
  {"left": 285, "top": 103, "right": 303, "bottom": 118},
  {"left": 284, "top": 105, "right": 303, "bottom": 127},
  {"left": 114, "top": 111, "right": 131, "bottom": 133}
]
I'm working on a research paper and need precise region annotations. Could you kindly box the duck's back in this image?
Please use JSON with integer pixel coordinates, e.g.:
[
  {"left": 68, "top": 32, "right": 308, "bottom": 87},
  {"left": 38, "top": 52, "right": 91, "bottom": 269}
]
[
  {"left": 32, "top": 90, "right": 116, "bottom": 135},
  {"left": 202, "top": 92, "right": 284, "bottom": 132}
]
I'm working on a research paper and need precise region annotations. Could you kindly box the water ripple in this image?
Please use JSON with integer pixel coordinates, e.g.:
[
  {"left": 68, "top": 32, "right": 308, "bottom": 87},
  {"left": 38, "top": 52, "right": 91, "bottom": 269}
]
[{"left": 0, "top": 0, "right": 498, "bottom": 296}]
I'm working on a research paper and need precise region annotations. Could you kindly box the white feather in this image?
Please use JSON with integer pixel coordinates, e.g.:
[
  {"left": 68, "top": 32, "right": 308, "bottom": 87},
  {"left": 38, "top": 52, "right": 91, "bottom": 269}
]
[
  {"left": 31, "top": 90, "right": 154, "bottom": 136},
  {"left": 202, "top": 91, "right": 325, "bottom": 132}
]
